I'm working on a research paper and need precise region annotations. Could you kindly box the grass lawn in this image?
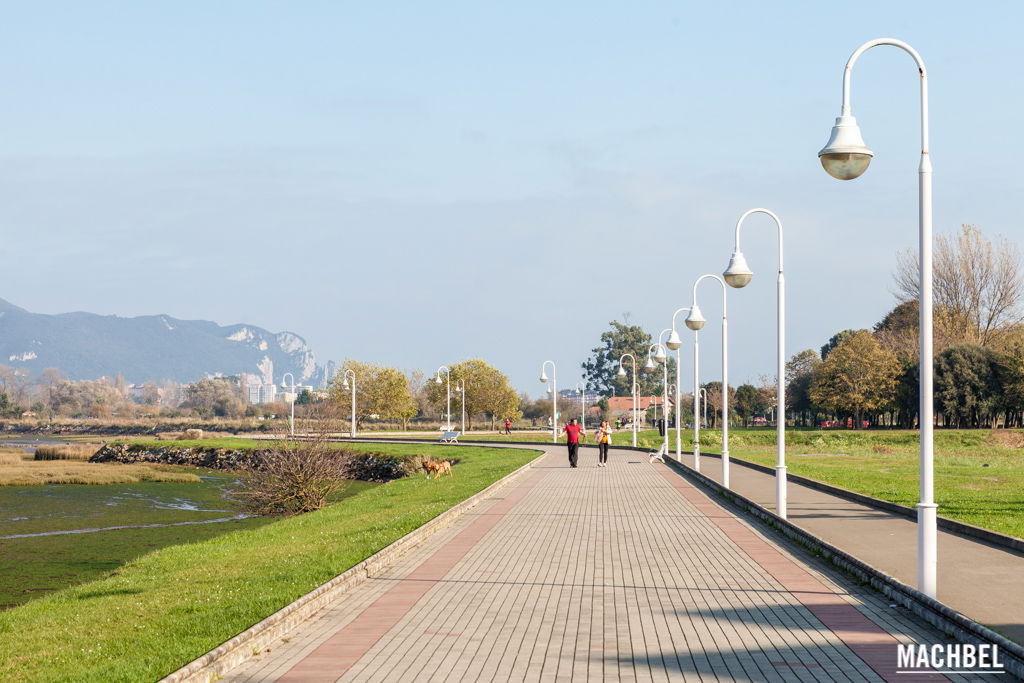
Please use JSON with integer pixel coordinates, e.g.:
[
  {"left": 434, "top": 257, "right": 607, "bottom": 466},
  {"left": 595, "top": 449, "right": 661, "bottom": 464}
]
[
  {"left": 0, "top": 442, "right": 540, "bottom": 682},
  {"left": 479, "top": 427, "right": 1024, "bottom": 539}
]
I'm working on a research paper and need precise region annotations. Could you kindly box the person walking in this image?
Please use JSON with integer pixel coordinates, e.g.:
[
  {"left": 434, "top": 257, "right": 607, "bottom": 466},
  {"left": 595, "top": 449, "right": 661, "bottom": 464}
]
[
  {"left": 560, "top": 418, "right": 585, "bottom": 468},
  {"left": 503, "top": 418, "right": 512, "bottom": 435},
  {"left": 596, "top": 420, "right": 613, "bottom": 467}
]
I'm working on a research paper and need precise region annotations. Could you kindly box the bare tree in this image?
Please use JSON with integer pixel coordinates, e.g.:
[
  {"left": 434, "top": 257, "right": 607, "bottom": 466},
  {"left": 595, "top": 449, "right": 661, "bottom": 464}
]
[{"left": 895, "top": 225, "right": 1023, "bottom": 346}]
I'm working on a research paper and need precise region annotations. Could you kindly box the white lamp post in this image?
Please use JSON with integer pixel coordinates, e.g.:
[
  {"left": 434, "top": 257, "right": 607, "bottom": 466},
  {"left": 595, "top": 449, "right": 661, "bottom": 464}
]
[
  {"left": 454, "top": 378, "right": 466, "bottom": 435},
  {"left": 617, "top": 354, "right": 638, "bottom": 447},
  {"left": 723, "top": 208, "right": 786, "bottom": 517},
  {"left": 341, "top": 369, "right": 356, "bottom": 437},
  {"left": 435, "top": 366, "right": 452, "bottom": 431},
  {"left": 650, "top": 335, "right": 670, "bottom": 457},
  {"left": 687, "top": 274, "right": 731, "bottom": 488},
  {"left": 818, "top": 38, "right": 936, "bottom": 598},
  {"left": 281, "top": 372, "right": 297, "bottom": 437},
  {"left": 666, "top": 307, "right": 691, "bottom": 461},
  {"left": 575, "top": 382, "right": 587, "bottom": 430},
  {"left": 540, "top": 360, "right": 557, "bottom": 443}
]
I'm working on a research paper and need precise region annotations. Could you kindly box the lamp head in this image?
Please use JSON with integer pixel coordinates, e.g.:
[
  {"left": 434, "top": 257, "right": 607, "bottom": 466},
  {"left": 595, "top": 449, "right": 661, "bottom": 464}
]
[
  {"left": 685, "top": 304, "right": 706, "bottom": 331},
  {"left": 666, "top": 328, "right": 682, "bottom": 351},
  {"left": 644, "top": 356, "right": 656, "bottom": 371},
  {"left": 539, "top": 372, "right": 548, "bottom": 383},
  {"left": 342, "top": 378, "right": 349, "bottom": 390},
  {"left": 435, "top": 374, "right": 442, "bottom": 384},
  {"left": 818, "top": 115, "right": 873, "bottom": 180},
  {"left": 616, "top": 366, "right": 627, "bottom": 378},
  {"left": 723, "top": 250, "right": 753, "bottom": 288},
  {"left": 546, "top": 386, "right": 553, "bottom": 395},
  {"left": 653, "top": 344, "right": 667, "bottom": 364}
]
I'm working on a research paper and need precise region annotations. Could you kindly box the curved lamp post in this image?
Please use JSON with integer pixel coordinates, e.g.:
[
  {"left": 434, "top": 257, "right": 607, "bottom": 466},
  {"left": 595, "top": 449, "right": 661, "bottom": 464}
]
[
  {"left": 575, "top": 382, "right": 587, "bottom": 429},
  {"left": 341, "top": 369, "right": 356, "bottom": 437},
  {"left": 666, "top": 307, "right": 691, "bottom": 462},
  {"left": 723, "top": 208, "right": 786, "bottom": 516},
  {"left": 281, "top": 372, "right": 297, "bottom": 437},
  {"left": 649, "top": 333, "right": 670, "bottom": 456},
  {"left": 539, "top": 361, "right": 557, "bottom": 443},
  {"left": 435, "top": 366, "right": 452, "bottom": 431},
  {"left": 818, "top": 38, "right": 936, "bottom": 598},
  {"left": 454, "top": 378, "right": 466, "bottom": 435},
  {"left": 616, "top": 354, "right": 638, "bottom": 447},
  {"left": 687, "top": 274, "right": 730, "bottom": 488}
]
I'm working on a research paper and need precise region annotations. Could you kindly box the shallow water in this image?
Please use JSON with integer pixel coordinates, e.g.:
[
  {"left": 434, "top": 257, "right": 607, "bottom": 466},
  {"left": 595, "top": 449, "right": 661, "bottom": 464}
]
[{"left": 0, "top": 513, "right": 254, "bottom": 540}]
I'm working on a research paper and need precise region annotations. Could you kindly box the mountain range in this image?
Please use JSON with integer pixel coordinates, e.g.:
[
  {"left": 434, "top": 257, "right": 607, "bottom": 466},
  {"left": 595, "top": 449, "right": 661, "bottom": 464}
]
[{"left": 0, "top": 299, "right": 323, "bottom": 385}]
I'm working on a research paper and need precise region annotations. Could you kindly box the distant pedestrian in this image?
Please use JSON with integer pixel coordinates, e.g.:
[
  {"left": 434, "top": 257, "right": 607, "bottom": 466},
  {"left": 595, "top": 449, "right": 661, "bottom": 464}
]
[
  {"left": 560, "top": 418, "right": 585, "bottom": 468},
  {"left": 503, "top": 418, "right": 512, "bottom": 435},
  {"left": 596, "top": 420, "right": 612, "bottom": 467}
]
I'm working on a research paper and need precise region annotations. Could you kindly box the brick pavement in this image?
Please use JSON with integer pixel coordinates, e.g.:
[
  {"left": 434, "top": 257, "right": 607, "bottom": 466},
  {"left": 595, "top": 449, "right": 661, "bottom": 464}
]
[{"left": 226, "top": 446, "right": 988, "bottom": 682}]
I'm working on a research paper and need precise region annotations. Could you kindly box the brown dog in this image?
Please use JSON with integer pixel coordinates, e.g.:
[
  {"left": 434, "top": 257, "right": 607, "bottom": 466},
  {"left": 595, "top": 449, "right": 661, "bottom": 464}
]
[{"left": 422, "top": 459, "right": 453, "bottom": 479}]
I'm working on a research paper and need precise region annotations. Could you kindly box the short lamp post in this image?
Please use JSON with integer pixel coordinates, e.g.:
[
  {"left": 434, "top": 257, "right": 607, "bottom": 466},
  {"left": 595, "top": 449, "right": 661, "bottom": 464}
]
[
  {"left": 281, "top": 372, "right": 297, "bottom": 437},
  {"left": 818, "top": 38, "right": 936, "bottom": 598},
  {"left": 575, "top": 382, "right": 587, "bottom": 430},
  {"left": 454, "top": 378, "right": 466, "bottom": 435},
  {"left": 540, "top": 360, "right": 557, "bottom": 443},
  {"left": 666, "top": 307, "right": 691, "bottom": 462},
  {"left": 687, "top": 274, "right": 730, "bottom": 488},
  {"left": 341, "top": 369, "right": 356, "bottom": 437},
  {"left": 435, "top": 366, "right": 452, "bottom": 431},
  {"left": 723, "top": 208, "right": 786, "bottom": 517},
  {"left": 616, "top": 354, "right": 638, "bottom": 447}
]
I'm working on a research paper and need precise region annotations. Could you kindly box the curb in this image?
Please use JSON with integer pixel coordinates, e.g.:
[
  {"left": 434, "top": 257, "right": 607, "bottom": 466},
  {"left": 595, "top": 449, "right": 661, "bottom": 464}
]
[
  {"left": 660, "top": 453, "right": 1024, "bottom": 680},
  {"left": 159, "top": 446, "right": 545, "bottom": 683}
]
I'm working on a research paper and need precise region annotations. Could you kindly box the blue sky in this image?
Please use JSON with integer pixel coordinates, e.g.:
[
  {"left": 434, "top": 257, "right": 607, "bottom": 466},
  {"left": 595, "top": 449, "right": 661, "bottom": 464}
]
[{"left": 2, "top": 1, "right": 1022, "bottom": 394}]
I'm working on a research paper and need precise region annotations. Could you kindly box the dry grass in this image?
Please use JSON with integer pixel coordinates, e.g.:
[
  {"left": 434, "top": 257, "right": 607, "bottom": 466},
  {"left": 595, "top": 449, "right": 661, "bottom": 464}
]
[
  {"left": 0, "top": 461, "right": 200, "bottom": 486},
  {"left": 0, "top": 453, "right": 26, "bottom": 465},
  {"left": 33, "top": 444, "right": 102, "bottom": 461}
]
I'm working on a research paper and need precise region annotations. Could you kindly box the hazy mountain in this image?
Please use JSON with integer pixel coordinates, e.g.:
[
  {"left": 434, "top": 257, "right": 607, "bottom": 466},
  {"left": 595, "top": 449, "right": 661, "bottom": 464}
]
[{"left": 0, "top": 299, "right": 322, "bottom": 385}]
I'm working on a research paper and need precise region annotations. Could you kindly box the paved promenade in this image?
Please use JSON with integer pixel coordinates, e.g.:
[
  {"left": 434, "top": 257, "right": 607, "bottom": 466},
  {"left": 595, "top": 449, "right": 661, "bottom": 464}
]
[
  {"left": 227, "top": 446, "right": 984, "bottom": 682},
  {"left": 680, "top": 450, "right": 1024, "bottom": 645}
]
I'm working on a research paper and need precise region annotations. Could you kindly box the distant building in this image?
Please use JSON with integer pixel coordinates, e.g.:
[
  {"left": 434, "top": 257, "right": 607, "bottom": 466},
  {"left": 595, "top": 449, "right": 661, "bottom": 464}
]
[
  {"left": 607, "top": 396, "right": 672, "bottom": 425},
  {"left": 246, "top": 382, "right": 279, "bottom": 405}
]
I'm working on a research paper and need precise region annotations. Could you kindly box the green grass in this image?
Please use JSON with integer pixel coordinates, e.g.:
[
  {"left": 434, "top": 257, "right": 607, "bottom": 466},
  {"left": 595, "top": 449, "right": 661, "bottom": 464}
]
[
  {"left": 482, "top": 427, "right": 1024, "bottom": 539},
  {"left": 0, "top": 442, "right": 540, "bottom": 682}
]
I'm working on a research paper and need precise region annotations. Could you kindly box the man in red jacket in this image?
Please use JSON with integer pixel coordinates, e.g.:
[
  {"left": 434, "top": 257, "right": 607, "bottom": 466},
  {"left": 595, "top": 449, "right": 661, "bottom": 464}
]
[{"left": 560, "top": 418, "right": 586, "bottom": 468}]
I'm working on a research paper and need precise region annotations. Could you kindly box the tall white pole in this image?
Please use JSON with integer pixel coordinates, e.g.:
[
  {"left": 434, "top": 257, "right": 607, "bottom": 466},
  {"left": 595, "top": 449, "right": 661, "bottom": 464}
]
[
  {"left": 691, "top": 274, "right": 730, "bottom": 488},
  {"left": 668, "top": 307, "right": 690, "bottom": 459},
  {"left": 830, "top": 38, "right": 935, "bottom": 598},
  {"left": 541, "top": 361, "right": 557, "bottom": 443},
  {"left": 282, "top": 372, "right": 295, "bottom": 437},
  {"left": 618, "top": 354, "right": 638, "bottom": 447},
  {"left": 692, "top": 330, "right": 700, "bottom": 471},
  {"left": 728, "top": 209, "right": 786, "bottom": 517},
  {"left": 350, "top": 375, "right": 356, "bottom": 438},
  {"left": 436, "top": 366, "right": 451, "bottom": 432}
]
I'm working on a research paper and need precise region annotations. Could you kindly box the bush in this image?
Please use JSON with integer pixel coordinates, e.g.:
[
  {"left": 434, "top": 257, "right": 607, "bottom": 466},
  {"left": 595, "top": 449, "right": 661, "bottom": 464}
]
[
  {"left": 0, "top": 453, "right": 24, "bottom": 465},
  {"left": 34, "top": 444, "right": 101, "bottom": 461},
  {"left": 235, "top": 438, "right": 353, "bottom": 516},
  {"left": 343, "top": 451, "right": 406, "bottom": 482}
]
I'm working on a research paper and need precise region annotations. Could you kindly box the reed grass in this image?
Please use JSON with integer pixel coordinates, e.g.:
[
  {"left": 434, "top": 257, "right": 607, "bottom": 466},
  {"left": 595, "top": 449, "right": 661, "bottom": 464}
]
[
  {"left": 0, "top": 461, "right": 199, "bottom": 486},
  {"left": 33, "top": 444, "right": 102, "bottom": 461}
]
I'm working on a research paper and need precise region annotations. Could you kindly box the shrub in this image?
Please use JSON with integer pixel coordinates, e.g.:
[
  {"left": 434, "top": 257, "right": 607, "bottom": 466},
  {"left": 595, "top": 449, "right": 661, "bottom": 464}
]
[
  {"left": 235, "top": 438, "right": 352, "bottom": 516},
  {"left": 34, "top": 444, "right": 101, "bottom": 461}
]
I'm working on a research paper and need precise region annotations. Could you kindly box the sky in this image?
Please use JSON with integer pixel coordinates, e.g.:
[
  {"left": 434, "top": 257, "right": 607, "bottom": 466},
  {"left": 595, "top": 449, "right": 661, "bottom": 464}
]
[{"left": 2, "top": 1, "right": 1023, "bottom": 396}]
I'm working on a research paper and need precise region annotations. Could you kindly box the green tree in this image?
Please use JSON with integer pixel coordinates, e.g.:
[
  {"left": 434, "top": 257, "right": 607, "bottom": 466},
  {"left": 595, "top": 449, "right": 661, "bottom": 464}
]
[
  {"left": 734, "top": 384, "right": 765, "bottom": 427},
  {"left": 820, "top": 329, "right": 857, "bottom": 360},
  {"left": 582, "top": 321, "right": 671, "bottom": 396},
  {"left": 786, "top": 349, "right": 822, "bottom": 426},
  {"left": 810, "top": 330, "right": 900, "bottom": 428},
  {"left": 330, "top": 361, "right": 418, "bottom": 429},
  {"left": 425, "top": 359, "right": 521, "bottom": 430},
  {"left": 934, "top": 344, "right": 1000, "bottom": 428}
]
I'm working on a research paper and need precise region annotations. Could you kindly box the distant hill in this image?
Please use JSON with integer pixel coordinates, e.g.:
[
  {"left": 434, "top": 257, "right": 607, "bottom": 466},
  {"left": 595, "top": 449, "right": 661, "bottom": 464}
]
[{"left": 0, "top": 299, "right": 323, "bottom": 385}]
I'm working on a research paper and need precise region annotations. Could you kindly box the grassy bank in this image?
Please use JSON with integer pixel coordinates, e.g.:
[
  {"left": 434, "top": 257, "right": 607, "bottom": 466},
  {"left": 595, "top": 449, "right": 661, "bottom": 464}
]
[
  {"left": 0, "top": 442, "right": 540, "bottom": 681},
  {"left": 479, "top": 428, "right": 1024, "bottom": 538}
]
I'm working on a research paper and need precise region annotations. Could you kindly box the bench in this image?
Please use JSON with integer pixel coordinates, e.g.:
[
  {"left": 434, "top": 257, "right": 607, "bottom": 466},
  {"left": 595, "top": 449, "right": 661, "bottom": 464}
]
[
  {"left": 439, "top": 431, "right": 460, "bottom": 443},
  {"left": 649, "top": 443, "right": 667, "bottom": 464}
]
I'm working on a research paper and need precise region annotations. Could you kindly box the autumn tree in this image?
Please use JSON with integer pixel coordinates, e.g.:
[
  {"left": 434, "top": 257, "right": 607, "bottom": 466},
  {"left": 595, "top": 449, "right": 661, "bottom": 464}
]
[
  {"left": 181, "top": 378, "right": 245, "bottom": 418},
  {"left": 582, "top": 321, "right": 672, "bottom": 396},
  {"left": 895, "top": 225, "right": 1023, "bottom": 347},
  {"left": 425, "top": 359, "right": 520, "bottom": 430},
  {"left": 810, "top": 330, "right": 900, "bottom": 428},
  {"left": 330, "top": 361, "right": 418, "bottom": 429}
]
